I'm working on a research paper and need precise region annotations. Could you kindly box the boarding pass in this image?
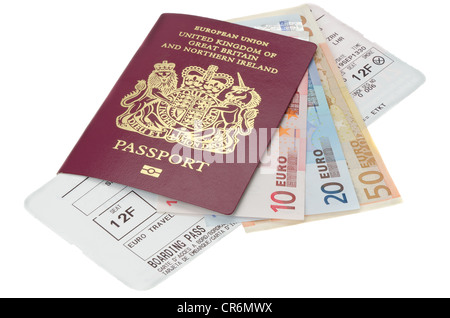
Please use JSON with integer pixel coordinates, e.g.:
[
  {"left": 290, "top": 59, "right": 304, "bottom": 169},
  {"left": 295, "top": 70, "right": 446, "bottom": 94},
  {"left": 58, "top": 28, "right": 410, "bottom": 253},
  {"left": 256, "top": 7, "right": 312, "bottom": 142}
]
[{"left": 25, "top": 174, "right": 239, "bottom": 290}]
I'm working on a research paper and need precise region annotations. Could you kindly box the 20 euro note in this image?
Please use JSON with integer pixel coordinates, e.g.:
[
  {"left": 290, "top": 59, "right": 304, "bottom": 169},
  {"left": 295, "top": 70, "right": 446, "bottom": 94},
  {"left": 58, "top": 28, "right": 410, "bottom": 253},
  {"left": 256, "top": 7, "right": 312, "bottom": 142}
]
[
  {"left": 309, "top": 4, "right": 425, "bottom": 125},
  {"left": 305, "top": 59, "right": 359, "bottom": 216},
  {"left": 231, "top": 5, "right": 401, "bottom": 232},
  {"left": 25, "top": 174, "right": 239, "bottom": 290},
  {"left": 157, "top": 74, "right": 308, "bottom": 221}
]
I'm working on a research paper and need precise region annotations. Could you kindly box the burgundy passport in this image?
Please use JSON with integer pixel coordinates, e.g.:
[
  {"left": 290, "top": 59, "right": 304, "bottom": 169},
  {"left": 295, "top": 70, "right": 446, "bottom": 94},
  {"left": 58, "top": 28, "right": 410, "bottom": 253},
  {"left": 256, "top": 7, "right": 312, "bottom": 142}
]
[{"left": 59, "top": 13, "right": 316, "bottom": 215}]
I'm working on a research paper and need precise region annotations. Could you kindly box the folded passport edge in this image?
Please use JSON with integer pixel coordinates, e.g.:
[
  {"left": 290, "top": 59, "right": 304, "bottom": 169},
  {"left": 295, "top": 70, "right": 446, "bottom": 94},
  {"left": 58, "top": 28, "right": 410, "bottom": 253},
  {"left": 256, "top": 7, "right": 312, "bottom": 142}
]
[{"left": 57, "top": 13, "right": 317, "bottom": 215}]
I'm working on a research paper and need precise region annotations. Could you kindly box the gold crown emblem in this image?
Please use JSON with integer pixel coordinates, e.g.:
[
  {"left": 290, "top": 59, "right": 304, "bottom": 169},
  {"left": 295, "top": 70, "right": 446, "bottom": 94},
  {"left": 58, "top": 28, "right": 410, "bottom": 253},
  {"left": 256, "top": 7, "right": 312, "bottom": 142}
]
[
  {"left": 117, "top": 61, "right": 262, "bottom": 154},
  {"left": 180, "top": 65, "right": 234, "bottom": 97},
  {"left": 154, "top": 60, "right": 175, "bottom": 71}
]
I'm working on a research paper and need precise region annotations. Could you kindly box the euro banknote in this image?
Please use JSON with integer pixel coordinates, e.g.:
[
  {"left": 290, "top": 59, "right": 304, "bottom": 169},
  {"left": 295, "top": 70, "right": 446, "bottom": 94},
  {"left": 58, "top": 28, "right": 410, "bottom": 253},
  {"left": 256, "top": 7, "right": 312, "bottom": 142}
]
[
  {"left": 305, "top": 59, "right": 359, "bottom": 215},
  {"left": 157, "top": 74, "right": 308, "bottom": 221},
  {"left": 309, "top": 4, "right": 425, "bottom": 125},
  {"left": 232, "top": 5, "right": 401, "bottom": 232}
]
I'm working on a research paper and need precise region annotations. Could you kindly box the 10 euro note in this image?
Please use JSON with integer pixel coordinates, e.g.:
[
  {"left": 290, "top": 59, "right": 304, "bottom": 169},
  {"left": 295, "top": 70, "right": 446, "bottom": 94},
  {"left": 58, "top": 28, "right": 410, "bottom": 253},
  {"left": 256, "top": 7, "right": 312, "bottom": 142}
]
[
  {"left": 236, "top": 20, "right": 359, "bottom": 216},
  {"left": 157, "top": 76, "right": 308, "bottom": 221}
]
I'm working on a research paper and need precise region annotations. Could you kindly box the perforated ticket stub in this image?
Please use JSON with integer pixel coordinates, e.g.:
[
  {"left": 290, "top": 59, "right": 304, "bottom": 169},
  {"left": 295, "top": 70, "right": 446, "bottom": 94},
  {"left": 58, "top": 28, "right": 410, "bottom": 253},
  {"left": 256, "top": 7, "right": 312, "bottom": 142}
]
[
  {"left": 309, "top": 4, "right": 425, "bottom": 125},
  {"left": 25, "top": 174, "right": 239, "bottom": 290}
]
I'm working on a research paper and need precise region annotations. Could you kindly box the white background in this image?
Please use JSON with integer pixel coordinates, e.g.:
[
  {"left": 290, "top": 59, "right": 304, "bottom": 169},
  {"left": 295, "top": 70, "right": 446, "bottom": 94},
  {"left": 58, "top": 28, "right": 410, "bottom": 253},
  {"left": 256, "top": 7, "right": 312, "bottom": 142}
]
[{"left": 1, "top": 0, "right": 448, "bottom": 298}]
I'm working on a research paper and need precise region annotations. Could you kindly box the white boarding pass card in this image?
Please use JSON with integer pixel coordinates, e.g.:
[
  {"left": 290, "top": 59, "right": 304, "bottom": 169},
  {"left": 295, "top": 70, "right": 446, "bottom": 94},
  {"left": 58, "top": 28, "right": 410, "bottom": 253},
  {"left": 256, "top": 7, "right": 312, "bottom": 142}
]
[{"left": 25, "top": 173, "right": 239, "bottom": 290}]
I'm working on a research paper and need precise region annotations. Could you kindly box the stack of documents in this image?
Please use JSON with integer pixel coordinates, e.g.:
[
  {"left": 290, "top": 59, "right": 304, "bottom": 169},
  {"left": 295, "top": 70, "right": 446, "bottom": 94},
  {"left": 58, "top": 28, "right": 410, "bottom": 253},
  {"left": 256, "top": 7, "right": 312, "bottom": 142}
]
[{"left": 25, "top": 4, "right": 424, "bottom": 290}]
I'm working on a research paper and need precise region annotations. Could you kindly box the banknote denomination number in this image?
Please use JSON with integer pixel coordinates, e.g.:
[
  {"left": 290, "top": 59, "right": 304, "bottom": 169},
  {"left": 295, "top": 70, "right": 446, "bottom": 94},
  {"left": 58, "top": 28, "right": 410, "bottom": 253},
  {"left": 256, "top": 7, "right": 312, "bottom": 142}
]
[
  {"left": 358, "top": 171, "right": 392, "bottom": 200},
  {"left": 321, "top": 182, "right": 348, "bottom": 205},
  {"left": 110, "top": 207, "right": 135, "bottom": 228},
  {"left": 270, "top": 191, "right": 296, "bottom": 212}
]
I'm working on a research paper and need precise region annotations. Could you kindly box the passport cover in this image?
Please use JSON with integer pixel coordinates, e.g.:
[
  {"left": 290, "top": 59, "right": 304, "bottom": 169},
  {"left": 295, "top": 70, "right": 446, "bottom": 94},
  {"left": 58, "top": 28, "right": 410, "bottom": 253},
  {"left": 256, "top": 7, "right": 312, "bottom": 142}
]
[{"left": 59, "top": 13, "right": 317, "bottom": 215}]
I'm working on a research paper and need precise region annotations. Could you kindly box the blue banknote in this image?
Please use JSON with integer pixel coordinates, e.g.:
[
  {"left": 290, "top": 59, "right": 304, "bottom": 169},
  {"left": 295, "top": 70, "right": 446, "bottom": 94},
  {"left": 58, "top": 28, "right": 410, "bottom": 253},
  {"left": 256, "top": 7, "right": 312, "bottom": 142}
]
[{"left": 305, "top": 60, "right": 359, "bottom": 215}]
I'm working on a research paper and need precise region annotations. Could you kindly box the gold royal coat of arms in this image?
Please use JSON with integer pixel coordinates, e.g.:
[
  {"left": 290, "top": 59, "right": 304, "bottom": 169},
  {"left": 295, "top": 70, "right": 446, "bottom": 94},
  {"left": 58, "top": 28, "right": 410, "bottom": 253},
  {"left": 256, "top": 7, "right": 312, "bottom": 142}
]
[{"left": 116, "top": 61, "right": 261, "bottom": 154}]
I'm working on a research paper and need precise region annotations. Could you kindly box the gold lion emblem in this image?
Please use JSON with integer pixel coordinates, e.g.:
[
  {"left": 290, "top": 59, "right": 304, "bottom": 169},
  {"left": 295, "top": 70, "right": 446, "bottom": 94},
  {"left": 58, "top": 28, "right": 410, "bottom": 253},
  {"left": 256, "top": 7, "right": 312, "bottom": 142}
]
[{"left": 116, "top": 61, "right": 261, "bottom": 154}]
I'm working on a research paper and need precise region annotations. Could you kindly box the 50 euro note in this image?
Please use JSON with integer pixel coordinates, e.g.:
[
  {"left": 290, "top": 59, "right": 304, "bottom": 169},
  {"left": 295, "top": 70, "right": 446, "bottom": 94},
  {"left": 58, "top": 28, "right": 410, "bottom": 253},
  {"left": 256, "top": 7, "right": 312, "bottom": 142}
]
[
  {"left": 156, "top": 75, "right": 308, "bottom": 221},
  {"left": 230, "top": 5, "right": 401, "bottom": 232}
]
